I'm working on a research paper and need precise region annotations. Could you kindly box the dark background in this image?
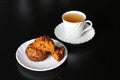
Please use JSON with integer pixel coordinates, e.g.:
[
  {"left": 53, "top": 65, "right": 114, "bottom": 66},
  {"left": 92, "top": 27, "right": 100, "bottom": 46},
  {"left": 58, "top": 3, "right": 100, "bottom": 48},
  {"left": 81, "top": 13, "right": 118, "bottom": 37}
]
[{"left": 0, "top": 0, "right": 119, "bottom": 80}]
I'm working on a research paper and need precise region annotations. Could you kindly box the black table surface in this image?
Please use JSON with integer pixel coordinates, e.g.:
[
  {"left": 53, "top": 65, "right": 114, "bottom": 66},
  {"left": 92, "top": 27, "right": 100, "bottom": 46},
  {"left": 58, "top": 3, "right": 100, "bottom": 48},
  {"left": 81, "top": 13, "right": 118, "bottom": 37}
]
[{"left": 0, "top": 0, "right": 119, "bottom": 80}]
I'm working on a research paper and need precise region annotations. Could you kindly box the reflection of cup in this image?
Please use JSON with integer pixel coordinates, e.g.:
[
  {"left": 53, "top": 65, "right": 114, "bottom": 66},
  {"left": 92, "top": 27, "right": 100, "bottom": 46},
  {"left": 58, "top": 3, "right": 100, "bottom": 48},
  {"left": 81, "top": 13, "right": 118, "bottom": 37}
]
[{"left": 62, "top": 10, "right": 93, "bottom": 39}]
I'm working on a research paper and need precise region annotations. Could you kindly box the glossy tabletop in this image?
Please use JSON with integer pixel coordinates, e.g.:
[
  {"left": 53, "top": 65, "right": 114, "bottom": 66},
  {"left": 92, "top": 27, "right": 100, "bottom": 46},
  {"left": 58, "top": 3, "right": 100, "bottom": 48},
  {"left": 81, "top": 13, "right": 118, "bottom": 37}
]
[{"left": 0, "top": 0, "right": 119, "bottom": 80}]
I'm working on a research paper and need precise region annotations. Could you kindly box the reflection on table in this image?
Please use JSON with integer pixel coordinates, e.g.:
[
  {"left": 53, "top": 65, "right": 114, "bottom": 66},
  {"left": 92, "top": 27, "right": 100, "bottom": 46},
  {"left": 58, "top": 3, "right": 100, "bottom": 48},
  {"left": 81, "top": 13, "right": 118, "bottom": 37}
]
[{"left": 16, "top": 62, "right": 67, "bottom": 80}]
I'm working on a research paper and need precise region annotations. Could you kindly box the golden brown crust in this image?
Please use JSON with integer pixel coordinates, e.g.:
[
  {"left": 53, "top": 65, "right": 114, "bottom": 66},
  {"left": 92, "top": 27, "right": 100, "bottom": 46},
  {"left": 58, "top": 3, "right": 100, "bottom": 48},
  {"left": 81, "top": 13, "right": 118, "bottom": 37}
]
[
  {"left": 51, "top": 46, "right": 65, "bottom": 61},
  {"left": 32, "top": 35, "right": 55, "bottom": 52},
  {"left": 25, "top": 35, "right": 65, "bottom": 62},
  {"left": 25, "top": 43, "right": 49, "bottom": 62}
]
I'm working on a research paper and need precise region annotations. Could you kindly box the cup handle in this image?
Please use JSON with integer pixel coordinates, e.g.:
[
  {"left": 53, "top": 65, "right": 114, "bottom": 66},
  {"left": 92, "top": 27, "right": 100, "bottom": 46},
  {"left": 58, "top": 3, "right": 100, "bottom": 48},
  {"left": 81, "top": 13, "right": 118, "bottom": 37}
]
[{"left": 82, "top": 20, "right": 93, "bottom": 33}]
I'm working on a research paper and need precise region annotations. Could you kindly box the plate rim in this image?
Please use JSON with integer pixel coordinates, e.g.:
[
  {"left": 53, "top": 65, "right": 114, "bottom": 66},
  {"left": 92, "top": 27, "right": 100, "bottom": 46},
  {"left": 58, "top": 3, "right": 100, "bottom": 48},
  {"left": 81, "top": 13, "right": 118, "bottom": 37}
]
[{"left": 15, "top": 38, "right": 68, "bottom": 71}]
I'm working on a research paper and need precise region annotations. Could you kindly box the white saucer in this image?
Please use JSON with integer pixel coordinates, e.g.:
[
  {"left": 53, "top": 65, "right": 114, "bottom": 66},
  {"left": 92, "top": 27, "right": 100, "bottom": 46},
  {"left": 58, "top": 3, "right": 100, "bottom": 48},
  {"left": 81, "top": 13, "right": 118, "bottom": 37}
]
[{"left": 54, "top": 22, "right": 95, "bottom": 44}]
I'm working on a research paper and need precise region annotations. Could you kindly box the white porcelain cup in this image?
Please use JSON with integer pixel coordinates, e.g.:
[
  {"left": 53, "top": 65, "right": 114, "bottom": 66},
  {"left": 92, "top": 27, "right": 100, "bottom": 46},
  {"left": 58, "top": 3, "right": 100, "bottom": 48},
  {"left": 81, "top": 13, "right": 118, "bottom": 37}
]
[{"left": 62, "top": 10, "right": 93, "bottom": 39}]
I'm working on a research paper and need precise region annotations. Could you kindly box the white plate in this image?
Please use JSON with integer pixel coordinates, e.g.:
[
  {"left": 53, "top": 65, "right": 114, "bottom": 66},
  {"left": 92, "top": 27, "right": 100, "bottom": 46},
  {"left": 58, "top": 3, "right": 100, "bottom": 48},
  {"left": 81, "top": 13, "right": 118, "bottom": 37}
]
[
  {"left": 15, "top": 38, "right": 68, "bottom": 71},
  {"left": 54, "top": 22, "right": 95, "bottom": 44}
]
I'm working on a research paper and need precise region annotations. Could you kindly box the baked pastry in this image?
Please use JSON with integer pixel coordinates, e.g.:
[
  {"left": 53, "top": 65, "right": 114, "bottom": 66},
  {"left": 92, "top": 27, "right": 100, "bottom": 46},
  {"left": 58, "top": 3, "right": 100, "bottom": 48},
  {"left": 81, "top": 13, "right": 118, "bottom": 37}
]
[
  {"left": 25, "top": 43, "right": 49, "bottom": 62},
  {"left": 32, "top": 35, "right": 55, "bottom": 52},
  {"left": 32, "top": 35, "right": 65, "bottom": 61},
  {"left": 25, "top": 35, "right": 65, "bottom": 62},
  {"left": 51, "top": 46, "right": 65, "bottom": 61}
]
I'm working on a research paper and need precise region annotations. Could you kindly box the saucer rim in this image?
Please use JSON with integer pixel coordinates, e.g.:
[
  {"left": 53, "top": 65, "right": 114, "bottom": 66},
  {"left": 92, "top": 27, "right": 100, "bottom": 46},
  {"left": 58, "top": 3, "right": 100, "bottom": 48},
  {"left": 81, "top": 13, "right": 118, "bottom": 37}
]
[{"left": 54, "top": 22, "right": 95, "bottom": 44}]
